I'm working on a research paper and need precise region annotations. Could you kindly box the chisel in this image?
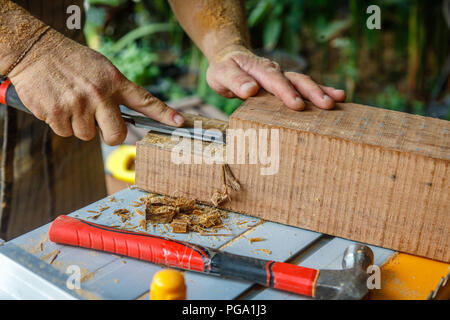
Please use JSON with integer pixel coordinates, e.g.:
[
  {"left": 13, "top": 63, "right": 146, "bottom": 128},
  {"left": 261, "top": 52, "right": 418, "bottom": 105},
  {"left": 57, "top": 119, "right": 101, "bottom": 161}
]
[
  {"left": 0, "top": 77, "right": 224, "bottom": 143},
  {"left": 49, "top": 215, "right": 374, "bottom": 300}
]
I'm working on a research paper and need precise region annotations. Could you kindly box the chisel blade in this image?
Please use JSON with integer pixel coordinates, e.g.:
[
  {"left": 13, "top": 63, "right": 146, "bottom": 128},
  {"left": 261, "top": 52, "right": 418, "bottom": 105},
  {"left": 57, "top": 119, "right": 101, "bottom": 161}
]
[{"left": 121, "top": 112, "right": 225, "bottom": 144}]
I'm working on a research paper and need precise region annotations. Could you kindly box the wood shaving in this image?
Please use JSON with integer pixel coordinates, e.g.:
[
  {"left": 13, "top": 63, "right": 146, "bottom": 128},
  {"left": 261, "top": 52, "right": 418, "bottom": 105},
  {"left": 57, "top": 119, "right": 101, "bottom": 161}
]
[
  {"left": 120, "top": 222, "right": 130, "bottom": 230},
  {"left": 199, "top": 233, "right": 234, "bottom": 237},
  {"left": 87, "top": 212, "right": 102, "bottom": 220},
  {"left": 223, "top": 164, "right": 241, "bottom": 191},
  {"left": 135, "top": 209, "right": 145, "bottom": 216},
  {"left": 113, "top": 209, "right": 131, "bottom": 222},
  {"left": 36, "top": 237, "right": 47, "bottom": 252},
  {"left": 210, "top": 164, "right": 241, "bottom": 206},
  {"left": 255, "top": 249, "right": 272, "bottom": 255},
  {"left": 211, "top": 188, "right": 229, "bottom": 206},
  {"left": 41, "top": 249, "right": 60, "bottom": 264},
  {"left": 131, "top": 201, "right": 143, "bottom": 207},
  {"left": 139, "top": 219, "right": 147, "bottom": 231},
  {"left": 249, "top": 237, "right": 265, "bottom": 244}
]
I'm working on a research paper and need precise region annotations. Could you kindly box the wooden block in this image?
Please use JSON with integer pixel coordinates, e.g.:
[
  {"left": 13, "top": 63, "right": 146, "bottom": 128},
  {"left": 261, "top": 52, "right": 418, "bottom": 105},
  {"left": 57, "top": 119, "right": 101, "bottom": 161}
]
[{"left": 135, "top": 92, "right": 450, "bottom": 262}]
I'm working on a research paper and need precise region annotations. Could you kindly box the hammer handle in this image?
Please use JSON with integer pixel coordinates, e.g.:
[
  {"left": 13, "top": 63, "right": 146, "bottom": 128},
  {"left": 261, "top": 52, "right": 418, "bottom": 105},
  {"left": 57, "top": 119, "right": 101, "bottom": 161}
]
[{"left": 49, "top": 215, "right": 319, "bottom": 297}]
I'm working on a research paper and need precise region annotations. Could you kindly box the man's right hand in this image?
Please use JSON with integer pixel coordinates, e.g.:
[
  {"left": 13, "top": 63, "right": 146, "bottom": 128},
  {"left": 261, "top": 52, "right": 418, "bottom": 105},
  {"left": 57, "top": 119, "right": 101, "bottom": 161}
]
[{"left": 8, "top": 29, "right": 185, "bottom": 146}]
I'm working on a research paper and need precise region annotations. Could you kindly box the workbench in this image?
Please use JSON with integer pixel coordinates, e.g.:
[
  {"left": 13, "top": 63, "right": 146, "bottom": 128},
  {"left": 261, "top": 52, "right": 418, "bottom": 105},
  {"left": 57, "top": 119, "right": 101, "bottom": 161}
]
[{"left": 0, "top": 186, "right": 406, "bottom": 300}]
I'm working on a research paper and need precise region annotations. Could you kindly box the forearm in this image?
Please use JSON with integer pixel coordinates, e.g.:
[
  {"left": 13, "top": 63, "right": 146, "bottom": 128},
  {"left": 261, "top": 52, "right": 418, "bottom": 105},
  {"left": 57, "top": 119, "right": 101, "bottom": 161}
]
[
  {"left": 0, "top": 0, "right": 50, "bottom": 76},
  {"left": 168, "top": 0, "right": 250, "bottom": 62}
]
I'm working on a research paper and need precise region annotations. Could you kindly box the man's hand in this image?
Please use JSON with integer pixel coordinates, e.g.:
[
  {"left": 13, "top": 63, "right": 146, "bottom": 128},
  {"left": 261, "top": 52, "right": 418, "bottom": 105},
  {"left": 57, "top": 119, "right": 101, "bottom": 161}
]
[
  {"left": 207, "top": 47, "right": 346, "bottom": 110},
  {"left": 8, "top": 30, "right": 185, "bottom": 146}
]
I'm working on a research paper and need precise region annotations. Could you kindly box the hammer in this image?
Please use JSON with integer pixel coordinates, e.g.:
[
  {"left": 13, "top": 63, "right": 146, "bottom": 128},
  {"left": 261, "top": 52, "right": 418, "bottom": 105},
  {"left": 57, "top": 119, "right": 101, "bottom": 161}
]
[{"left": 49, "top": 215, "right": 374, "bottom": 300}]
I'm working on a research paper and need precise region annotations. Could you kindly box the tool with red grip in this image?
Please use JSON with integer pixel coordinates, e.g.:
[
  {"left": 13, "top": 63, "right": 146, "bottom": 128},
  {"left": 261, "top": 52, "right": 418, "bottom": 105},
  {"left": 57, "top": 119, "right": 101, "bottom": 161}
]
[
  {"left": 49, "top": 215, "right": 374, "bottom": 299},
  {"left": 0, "top": 77, "right": 29, "bottom": 113},
  {"left": 0, "top": 78, "right": 224, "bottom": 143}
]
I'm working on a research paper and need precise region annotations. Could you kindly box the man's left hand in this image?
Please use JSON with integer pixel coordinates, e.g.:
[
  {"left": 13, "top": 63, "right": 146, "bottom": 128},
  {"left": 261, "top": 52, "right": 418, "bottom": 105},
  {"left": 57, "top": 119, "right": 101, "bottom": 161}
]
[{"left": 206, "top": 47, "right": 346, "bottom": 110}]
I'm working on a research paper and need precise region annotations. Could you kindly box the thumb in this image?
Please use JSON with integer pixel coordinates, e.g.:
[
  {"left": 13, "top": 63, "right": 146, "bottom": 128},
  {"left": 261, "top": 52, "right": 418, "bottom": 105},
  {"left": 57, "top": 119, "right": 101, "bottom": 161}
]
[{"left": 118, "top": 80, "right": 184, "bottom": 127}]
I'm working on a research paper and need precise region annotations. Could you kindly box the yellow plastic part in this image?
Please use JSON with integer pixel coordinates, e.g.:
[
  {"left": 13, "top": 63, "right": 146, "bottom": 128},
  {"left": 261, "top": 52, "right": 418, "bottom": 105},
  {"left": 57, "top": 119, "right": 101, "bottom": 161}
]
[
  {"left": 105, "top": 145, "right": 136, "bottom": 184},
  {"left": 150, "top": 269, "right": 186, "bottom": 300},
  {"left": 370, "top": 253, "right": 450, "bottom": 300}
]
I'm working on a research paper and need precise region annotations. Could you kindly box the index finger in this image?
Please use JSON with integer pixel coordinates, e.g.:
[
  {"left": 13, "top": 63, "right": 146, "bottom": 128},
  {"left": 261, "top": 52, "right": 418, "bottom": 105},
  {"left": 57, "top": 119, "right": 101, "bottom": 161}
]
[
  {"left": 118, "top": 80, "right": 184, "bottom": 127},
  {"left": 234, "top": 57, "right": 305, "bottom": 110}
]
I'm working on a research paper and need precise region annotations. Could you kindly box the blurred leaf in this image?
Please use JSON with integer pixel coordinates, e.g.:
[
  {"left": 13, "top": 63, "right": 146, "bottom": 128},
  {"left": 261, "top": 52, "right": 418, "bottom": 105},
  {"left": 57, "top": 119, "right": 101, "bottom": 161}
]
[
  {"left": 374, "top": 85, "right": 407, "bottom": 112},
  {"left": 112, "top": 23, "right": 178, "bottom": 53},
  {"left": 411, "top": 100, "right": 425, "bottom": 116},
  {"left": 315, "top": 19, "right": 351, "bottom": 43},
  {"left": 87, "top": 0, "right": 125, "bottom": 6},
  {"left": 263, "top": 18, "right": 282, "bottom": 50},
  {"left": 248, "top": 0, "right": 271, "bottom": 27},
  {"left": 99, "top": 41, "right": 160, "bottom": 85}
]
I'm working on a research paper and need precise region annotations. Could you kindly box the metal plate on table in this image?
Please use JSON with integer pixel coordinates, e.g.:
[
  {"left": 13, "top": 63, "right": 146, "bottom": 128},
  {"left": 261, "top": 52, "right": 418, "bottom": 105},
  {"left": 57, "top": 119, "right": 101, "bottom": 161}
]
[{"left": 0, "top": 187, "right": 395, "bottom": 300}]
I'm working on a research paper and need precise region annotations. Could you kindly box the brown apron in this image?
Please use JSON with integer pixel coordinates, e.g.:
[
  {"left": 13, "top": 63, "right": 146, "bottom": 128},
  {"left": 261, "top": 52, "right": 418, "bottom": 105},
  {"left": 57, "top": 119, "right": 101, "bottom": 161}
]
[{"left": 0, "top": 0, "right": 106, "bottom": 240}]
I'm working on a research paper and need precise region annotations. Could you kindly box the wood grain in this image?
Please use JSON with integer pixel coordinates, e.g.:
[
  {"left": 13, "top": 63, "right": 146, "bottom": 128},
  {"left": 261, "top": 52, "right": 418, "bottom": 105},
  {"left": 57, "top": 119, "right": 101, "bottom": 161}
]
[{"left": 136, "top": 92, "right": 450, "bottom": 262}]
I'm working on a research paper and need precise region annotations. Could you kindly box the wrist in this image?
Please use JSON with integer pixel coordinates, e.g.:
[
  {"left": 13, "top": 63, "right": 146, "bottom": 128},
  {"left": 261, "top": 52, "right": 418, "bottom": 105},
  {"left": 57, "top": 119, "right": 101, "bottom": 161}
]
[
  {"left": 0, "top": 0, "right": 46, "bottom": 76},
  {"left": 8, "top": 29, "right": 65, "bottom": 80},
  {"left": 2, "top": 26, "right": 51, "bottom": 80},
  {"left": 206, "top": 43, "right": 252, "bottom": 64}
]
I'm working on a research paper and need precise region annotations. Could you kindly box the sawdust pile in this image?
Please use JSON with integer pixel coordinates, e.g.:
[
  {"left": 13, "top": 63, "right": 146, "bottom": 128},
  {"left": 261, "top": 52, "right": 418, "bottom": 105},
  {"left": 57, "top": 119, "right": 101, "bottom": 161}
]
[{"left": 143, "top": 194, "right": 228, "bottom": 234}]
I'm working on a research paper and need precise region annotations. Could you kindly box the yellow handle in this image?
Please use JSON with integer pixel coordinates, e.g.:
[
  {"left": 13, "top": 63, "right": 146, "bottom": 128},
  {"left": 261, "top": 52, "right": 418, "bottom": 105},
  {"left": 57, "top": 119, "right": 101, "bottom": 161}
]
[{"left": 105, "top": 145, "right": 136, "bottom": 184}]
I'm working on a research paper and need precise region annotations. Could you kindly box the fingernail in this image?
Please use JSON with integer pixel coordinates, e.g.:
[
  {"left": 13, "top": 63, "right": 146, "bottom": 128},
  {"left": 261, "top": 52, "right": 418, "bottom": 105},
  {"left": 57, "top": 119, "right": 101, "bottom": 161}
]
[
  {"left": 295, "top": 96, "right": 305, "bottom": 109},
  {"left": 240, "top": 82, "right": 257, "bottom": 94},
  {"left": 173, "top": 113, "right": 184, "bottom": 125},
  {"left": 323, "top": 94, "right": 333, "bottom": 101}
]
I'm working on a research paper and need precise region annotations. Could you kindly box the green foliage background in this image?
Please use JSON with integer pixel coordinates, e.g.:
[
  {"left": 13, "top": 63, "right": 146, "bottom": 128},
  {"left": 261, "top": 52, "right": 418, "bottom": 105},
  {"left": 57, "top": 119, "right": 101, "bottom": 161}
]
[{"left": 84, "top": 0, "right": 450, "bottom": 118}]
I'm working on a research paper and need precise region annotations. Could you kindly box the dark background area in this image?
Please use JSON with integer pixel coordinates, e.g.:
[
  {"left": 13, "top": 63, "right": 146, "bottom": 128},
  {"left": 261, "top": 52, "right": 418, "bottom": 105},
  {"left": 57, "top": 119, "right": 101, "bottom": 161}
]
[{"left": 84, "top": 0, "right": 450, "bottom": 119}]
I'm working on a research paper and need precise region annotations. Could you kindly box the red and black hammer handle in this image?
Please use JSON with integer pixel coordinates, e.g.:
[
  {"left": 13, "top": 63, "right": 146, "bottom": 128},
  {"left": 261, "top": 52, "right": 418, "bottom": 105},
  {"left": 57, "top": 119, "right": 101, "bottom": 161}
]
[
  {"left": 0, "top": 78, "right": 29, "bottom": 114},
  {"left": 49, "top": 215, "right": 319, "bottom": 297}
]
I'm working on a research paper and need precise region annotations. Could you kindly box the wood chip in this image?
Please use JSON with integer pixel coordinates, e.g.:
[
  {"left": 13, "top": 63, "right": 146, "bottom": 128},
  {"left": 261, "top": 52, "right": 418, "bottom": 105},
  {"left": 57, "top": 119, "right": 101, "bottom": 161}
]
[
  {"left": 131, "top": 201, "right": 143, "bottom": 207},
  {"left": 88, "top": 212, "right": 102, "bottom": 220},
  {"left": 255, "top": 249, "right": 272, "bottom": 255},
  {"left": 171, "top": 220, "right": 188, "bottom": 233},
  {"left": 141, "top": 194, "right": 229, "bottom": 235},
  {"left": 199, "top": 233, "right": 234, "bottom": 237},
  {"left": 41, "top": 250, "right": 60, "bottom": 264},
  {"left": 49, "top": 250, "right": 60, "bottom": 264},
  {"left": 139, "top": 219, "right": 147, "bottom": 231},
  {"left": 223, "top": 164, "right": 241, "bottom": 191},
  {"left": 135, "top": 209, "right": 145, "bottom": 216},
  {"left": 249, "top": 237, "right": 265, "bottom": 244},
  {"left": 211, "top": 188, "right": 229, "bottom": 207},
  {"left": 113, "top": 209, "right": 131, "bottom": 222}
]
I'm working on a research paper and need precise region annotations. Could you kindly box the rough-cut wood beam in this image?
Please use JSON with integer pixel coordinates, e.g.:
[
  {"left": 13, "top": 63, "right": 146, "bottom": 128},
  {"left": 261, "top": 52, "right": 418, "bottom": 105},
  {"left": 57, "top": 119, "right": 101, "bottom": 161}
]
[{"left": 136, "top": 92, "right": 450, "bottom": 262}]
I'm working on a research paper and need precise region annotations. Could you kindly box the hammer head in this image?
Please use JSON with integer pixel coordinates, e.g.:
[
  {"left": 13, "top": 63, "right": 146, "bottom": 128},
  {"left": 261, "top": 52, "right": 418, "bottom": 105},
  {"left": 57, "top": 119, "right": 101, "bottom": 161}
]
[{"left": 314, "top": 244, "right": 374, "bottom": 300}]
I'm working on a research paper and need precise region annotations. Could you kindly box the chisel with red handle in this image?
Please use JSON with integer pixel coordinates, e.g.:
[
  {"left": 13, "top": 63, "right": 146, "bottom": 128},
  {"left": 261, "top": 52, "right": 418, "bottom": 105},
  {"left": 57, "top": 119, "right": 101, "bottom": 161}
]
[
  {"left": 0, "top": 78, "right": 224, "bottom": 143},
  {"left": 49, "top": 215, "right": 374, "bottom": 299}
]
